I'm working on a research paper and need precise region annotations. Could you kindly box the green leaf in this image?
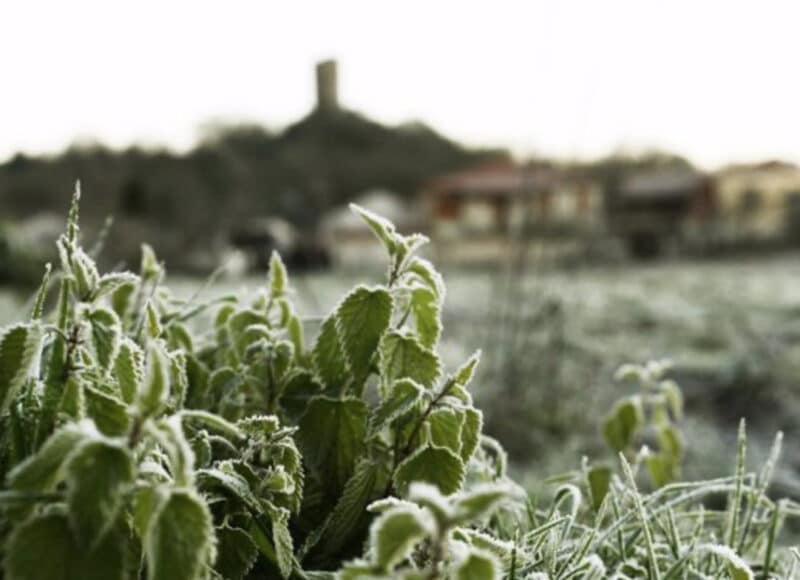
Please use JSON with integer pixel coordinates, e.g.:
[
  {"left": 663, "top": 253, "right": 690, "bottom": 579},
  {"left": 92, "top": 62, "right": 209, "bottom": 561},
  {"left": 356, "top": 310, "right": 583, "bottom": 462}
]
[
  {"left": 269, "top": 505, "right": 294, "bottom": 579},
  {"left": 394, "top": 445, "right": 465, "bottom": 496},
  {"left": 149, "top": 416, "right": 195, "bottom": 487},
  {"left": 197, "top": 463, "right": 262, "bottom": 512},
  {"left": 191, "top": 430, "right": 212, "bottom": 469},
  {"left": 269, "top": 251, "right": 288, "bottom": 297},
  {"left": 312, "top": 315, "right": 349, "bottom": 391},
  {"left": 4, "top": 512, "right": 126, "bottom": 580},
  {"left": 179, "top": 410, "right": 244, "bottom": 441},
  {"left": 349, "top": 204, "right": 399, "bottom": 256},
  {"left": 275, "top": 296, "right": 291, "bottom": 325},
  {"left": 428, "top": 408, "right": 464, "bottom": 455},
  {"left": 660, "top": 379, "right": 683, "bottom": 420},
  {"left": 280, "top": 370, "right": 322, "bottom": 423},
  {"left": 114, "top": 338, "right": 144, "bottom": 404},
  {"left": 371, "top": 507, "right": 431, "bottom": 571},
  {"left": 184, "top": 354, "right": 210, "bottom": 408},
  {"left": 336, "top": 286, "right": 393, "bottom": 385},
  {"left": 215, "top": 526, "right": 259, "bottom": 580},
  {"left": 337, "top": 561, "right": 384, "bottom": 580},
  {"left": 95, "top": 272, "right": 140, "bottom": 301},
  {"left": 145, "top": 489, "right": 215, "bottom": 580},
  {"left": 459, "top": 408, "right": 483, "bottom": 463},
  {"left": 140, "top": 243, "right": 161, "bottom": 281},
  {"left": 407, "top": 482, "right": 452, "bottom": 528},
  {"left": 308, "top": 459, "right": 379, "bottom": 563},
  {"left": 380, "top": 331, "right": 441, "bottom": 389},
  {"left": 602, "top": 397, "right": 642, "bottom": 452},
  {"left": 110, "top": 280, "right": 137, "bottom": 321},
  {"left": 37, "top": 279, "right": 70, "bottom": 444},
  {"left": 30, "top": 263, "right": 52, "bottom": 321},
  {"left": 88, "top": 307, "right": 122, "bottom": 372},
  {"left": 215, "top": 301, "right": 236, "bottom": 326},
  {"left": 369, "top": 379, "right": 423, "bottom": 436},
  {"left": 138, "top": 340, "right": 170, "bottom": 417},
  {"left": 458, "top": 529, "right": 514, "bottom": 567},
  {"left": 587, "top": 465, "right": 612, "bottom": 511},
  {"left": 167, "top": 321, "right": 194, "bottom": 352},
  {"left": 58, "top": 376, "right": 85, "bottom": 421},
  {"left": 646, "top": 452, "right": 680, "bottom": 488},
  {"left": 237, "top": 414, "right": 282, "bottom": 440},
  {"left": 70, "top": 248, "right": 101, "bottom": 300},
  {"left": 409, "top": 287, "right": 441, "bottom": 349},
  {"left": 268, "top": 340, "right": 295, "bottom": 385},
  {"left": 394, "top": 233, "right": 429, "bottom": 269},
  {"left": 7, "top": 393, "right": 38, "bottom": 465},
  {"left": 65, "top": 438, "right": 135, "bottom": 548},
  {"left": 168, "top": 351, "right": 189, "bottom": 409},
  {"left": 84, "top": 386, "right": 130, "bottom": 437},
  {"left": 453, "top": 484, "right": 509, "bottom": 523},
  {"left": 9, "top": 420, "right": 94, "bottom": 493},
  {"left": 453, "top": 352, "right": 481, "bottom": 390},
  {"left": 145, "top": 302, "right": 163, "bottom": 339},
  {"left": 226, "top": 308, "right": 270, "bottom": 360},
  {"left": 0, "top": 323, "right": 44, "bottom": 413},
  {"left": 658, "top": 424, "right": 684, "bottom": 458},
  {"left": 4, "top": 513, "right": 74, "bottom": 580},
  {"left": 406, "top": 257, "right": 445, "bottom": 300},
  {"left": 297, "top": 396, "right": 368, "bottom": 498},
  {"left": 207, "top": 366, "right": 243, "bottom": 410},
  {"left": 287, "top": 314, "right": 304, "bottom": 360},
  {"left": 133, "top": 485, "right": 165, "bottom": 539},
  {"left": 454, "top": 550, "right": 500, "bottom": 580}
]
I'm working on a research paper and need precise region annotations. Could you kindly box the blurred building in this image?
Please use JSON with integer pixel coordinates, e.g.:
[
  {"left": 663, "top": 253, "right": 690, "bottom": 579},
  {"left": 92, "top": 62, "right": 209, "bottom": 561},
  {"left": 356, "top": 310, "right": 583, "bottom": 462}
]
[
  {"left": 711, "top": 161, "right": 800, "bottom": 244},
  {"left": 606, "top": 167, "right": 715, "bottom": 258},
  {"left": 421, "top": 162, "right": 603, "bottom": 264}
]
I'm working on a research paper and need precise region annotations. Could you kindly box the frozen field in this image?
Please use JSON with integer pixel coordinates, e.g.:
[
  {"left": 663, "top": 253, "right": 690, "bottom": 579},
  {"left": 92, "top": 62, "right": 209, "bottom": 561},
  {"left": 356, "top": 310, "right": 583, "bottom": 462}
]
[{"left": 3, "top": 255, "right": 800, "bottom": 490}]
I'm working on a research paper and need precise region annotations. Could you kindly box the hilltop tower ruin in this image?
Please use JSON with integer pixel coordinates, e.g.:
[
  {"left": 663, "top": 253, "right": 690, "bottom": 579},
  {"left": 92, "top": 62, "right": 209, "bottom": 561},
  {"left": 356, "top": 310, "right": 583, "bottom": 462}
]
[{"left": 315, "top": 60, "right": 339, "bottom": 112}]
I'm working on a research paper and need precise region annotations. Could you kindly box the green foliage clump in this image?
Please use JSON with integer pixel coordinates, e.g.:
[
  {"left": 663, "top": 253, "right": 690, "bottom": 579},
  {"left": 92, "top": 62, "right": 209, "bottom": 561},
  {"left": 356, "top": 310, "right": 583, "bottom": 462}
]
[
  {"left": 0, "top": 184, "right": 798, "bottom": 579},
  {"left": 0, "top": 186, "right": 516, "bottom": 579},
  {"left": 603, "top": 360, "right": 684, "bottom": 488}
]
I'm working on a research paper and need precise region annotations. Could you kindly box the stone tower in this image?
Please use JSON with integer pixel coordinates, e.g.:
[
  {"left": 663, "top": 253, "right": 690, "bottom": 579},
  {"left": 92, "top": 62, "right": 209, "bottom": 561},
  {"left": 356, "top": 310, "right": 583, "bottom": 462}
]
[{"left": 315, "top": 60, "right": 339, "bottom": 112}]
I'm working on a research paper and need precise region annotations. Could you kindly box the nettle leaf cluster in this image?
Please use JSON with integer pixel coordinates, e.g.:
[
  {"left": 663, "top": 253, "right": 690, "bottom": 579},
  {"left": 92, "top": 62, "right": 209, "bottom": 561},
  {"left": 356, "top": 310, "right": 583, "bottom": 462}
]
[
  {"left": 0, "top": 185, "right": 799, "bottom": 579},
  {"left": 0, "top": 189, "right": 521, "bottom": 579},
  {"left": 602, "top": 361, "right": 685, "bottom": 489}
]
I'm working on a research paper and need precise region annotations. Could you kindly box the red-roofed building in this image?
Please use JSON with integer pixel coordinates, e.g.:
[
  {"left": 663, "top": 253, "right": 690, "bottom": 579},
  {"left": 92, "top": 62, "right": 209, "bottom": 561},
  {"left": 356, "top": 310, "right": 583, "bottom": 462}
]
[{"left": 421, "top": 162, "right": 603, "bottom": 263}]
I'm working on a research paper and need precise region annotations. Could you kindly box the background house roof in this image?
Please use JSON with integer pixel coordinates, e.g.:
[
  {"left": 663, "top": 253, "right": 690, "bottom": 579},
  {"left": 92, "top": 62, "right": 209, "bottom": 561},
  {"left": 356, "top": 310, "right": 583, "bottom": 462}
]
[{"left": 425, "top": 163, "right": 559, "bottom": 198}]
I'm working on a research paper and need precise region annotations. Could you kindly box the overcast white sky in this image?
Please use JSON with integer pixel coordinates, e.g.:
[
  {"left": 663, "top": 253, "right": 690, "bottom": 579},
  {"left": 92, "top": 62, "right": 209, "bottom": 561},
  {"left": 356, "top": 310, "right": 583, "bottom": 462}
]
[{"left": 1, "top": 0, "right": 798, "bottom": 168}]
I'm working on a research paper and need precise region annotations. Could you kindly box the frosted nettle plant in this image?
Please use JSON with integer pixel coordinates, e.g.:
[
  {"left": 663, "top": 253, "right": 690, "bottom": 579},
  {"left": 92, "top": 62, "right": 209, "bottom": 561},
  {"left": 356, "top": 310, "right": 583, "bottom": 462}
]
[
  {"left": 0, "top": 186, "right": 518, "bottom": 580},
  {"left": 603, "top": 360, "right": 684, "bottom": 488},
  {"left": 0, "top": 184, "right": 798, "bottom": 579}
]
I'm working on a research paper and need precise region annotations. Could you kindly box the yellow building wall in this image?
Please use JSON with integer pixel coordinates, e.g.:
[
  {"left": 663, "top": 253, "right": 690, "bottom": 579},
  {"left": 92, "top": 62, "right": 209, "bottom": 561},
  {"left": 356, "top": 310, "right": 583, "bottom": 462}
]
[{"left": 714, "top": 167, "right": 800, "bottom": 241}]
